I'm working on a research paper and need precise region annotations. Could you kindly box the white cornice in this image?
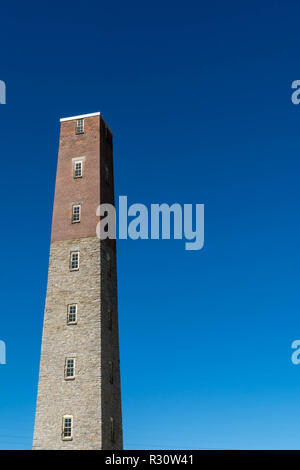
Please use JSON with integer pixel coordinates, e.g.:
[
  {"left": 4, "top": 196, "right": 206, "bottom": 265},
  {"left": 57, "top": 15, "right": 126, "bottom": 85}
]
[{"left": 60, "top": 112, "right": 100, "bottom": 122}]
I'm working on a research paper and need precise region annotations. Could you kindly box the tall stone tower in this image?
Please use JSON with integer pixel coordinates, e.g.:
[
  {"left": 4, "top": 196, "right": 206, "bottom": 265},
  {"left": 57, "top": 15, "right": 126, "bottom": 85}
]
[{"left": 33, "top": 112, "right": 123, "bottom": 450}]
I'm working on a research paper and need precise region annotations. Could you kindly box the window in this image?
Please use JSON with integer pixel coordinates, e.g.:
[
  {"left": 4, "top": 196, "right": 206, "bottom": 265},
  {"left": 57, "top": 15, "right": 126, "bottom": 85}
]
[
  {"left": 110, "top": 417, "right": 115, "bottom": 443},
  {"left": 109, "top": 360, "right": 114, "bottom": 384},
  {"left": 105, "top": 165, "right": 109, "bottom": 184},
  {"left": 108, "top": 308, "right": 112, "bottom": 330},
  {"left": 62, "top": 416, "right": 73, "bottom": 440},
  {"left": 64, "top": 358, "right": 75, "bottom": 379},
  {"left": 107, "top": 252, "right": 112, "bottom": 279},
  {"left": 70, "top": 251, "right": 80, "bottom": 271},
  {"left": 67, "top": 304, "right": 77, "bottom": 324},
  {"left": 76, "top": 119, "right": 84, "bottom": 134},
  {"left": 72, "top": 204, "right": 81, "bottom": 223},
  {"left": 74, "top": 161, "right": 82, "bottom": 178},
  {"left": 107, "top": 130, "right": 112, "bottom": 147},
  {"left": 103, "top": 123, "right": 112, "bottom": 146}
]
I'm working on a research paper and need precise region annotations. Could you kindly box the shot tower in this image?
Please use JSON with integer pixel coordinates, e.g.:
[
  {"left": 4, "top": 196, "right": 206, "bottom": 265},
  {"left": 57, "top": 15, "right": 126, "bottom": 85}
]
[{"left": 33, "top": 112, "right": 123, "bottom": 450}]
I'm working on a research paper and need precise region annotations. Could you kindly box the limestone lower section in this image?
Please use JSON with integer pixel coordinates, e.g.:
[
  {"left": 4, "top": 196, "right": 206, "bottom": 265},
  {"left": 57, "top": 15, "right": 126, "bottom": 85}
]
[{"left": 32, "top": 236, "right": 122, "bottom": 450}]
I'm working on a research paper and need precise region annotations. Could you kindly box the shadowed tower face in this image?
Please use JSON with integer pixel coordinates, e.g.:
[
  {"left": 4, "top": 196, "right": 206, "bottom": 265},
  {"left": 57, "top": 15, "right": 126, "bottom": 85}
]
[{"left": 33, "top": 112, "right": 123, "bottom": 450}]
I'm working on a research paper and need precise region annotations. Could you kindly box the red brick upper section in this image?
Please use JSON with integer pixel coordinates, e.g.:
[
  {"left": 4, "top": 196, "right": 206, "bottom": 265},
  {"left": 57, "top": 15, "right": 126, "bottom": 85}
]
[{"left": 51, "top": 114, "right": 115, "bottom": 242}]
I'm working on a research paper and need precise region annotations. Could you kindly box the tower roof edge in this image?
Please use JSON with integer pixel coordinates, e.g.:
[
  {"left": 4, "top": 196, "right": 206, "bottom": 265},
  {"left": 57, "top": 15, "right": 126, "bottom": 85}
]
[{"left": 60, "top": 112, "right": 101, "bottom": 122}]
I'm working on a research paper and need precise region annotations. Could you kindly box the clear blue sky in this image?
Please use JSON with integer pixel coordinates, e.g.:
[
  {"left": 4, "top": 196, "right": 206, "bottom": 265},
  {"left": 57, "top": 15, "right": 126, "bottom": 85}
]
[{"left": 1, "top": 0, "right": 300, "bottom": 450}]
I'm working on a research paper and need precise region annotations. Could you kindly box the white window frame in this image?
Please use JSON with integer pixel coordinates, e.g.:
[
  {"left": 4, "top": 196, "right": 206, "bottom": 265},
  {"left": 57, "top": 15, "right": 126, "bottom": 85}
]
[
  {"left": 72, "top": 204, "right": 81, "bottom": 223},
  {"left": 64, "top": 357, "right": 76, "bottom": 380},
  {"left": 73, "top": 160, "right": 83, "bottom": 178},
  {"left": 62, "top": 415, "right": 73, "bottom": 440},
  {"left": 67, "top": 304, "right": 77, "bottom": 325},
  {"left": 70, "top": 251, "right": 80, "bottom": 271},
  {"left": 76, "top": 118, "right": 84, "bottom": 134}
]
